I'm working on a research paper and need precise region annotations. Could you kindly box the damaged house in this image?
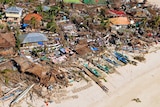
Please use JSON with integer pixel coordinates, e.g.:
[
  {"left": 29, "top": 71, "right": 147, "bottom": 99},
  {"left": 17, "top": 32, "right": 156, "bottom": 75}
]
[
  {"left": 19, "top": 32, "right": 48, "bottom": 49},
  {"left": 23, "top": 13, "right": 43, "bottom": 29},
  {"left": 12, "top": 56, "right": 68, "bottom": 86},
  {"left": 62, "top": 23, "right": 78, "bottom": 36},
  {"left": 0, "top": 32, "right": 16, "bottom": 56},
  {"left": 5, "top": 6, "right": 23, "bottom": 25}
]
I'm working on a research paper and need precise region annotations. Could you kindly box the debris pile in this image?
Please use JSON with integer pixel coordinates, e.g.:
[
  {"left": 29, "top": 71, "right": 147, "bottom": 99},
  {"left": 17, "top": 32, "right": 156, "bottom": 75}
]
[{"left": 0, "top": 0, "right": 160, "bottom": 106}]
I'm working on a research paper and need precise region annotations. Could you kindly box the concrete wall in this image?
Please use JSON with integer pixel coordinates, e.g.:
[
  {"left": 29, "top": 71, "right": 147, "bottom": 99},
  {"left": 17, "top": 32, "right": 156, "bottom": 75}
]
[{"left": 5, "top": 11, "right": 22, "bottom": 18}]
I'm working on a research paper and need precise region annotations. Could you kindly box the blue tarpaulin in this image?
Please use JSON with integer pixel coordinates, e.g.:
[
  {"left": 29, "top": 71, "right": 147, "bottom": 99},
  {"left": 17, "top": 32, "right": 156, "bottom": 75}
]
[
  {"left": 38, "top": 41, "right": 43, "bottom": 45},
  {"left": 90, "top": 47, "right": 98, "bottom": 51},
  {"left": 55, "top": 37, "right": 60, "bottom": 41},
  {"left": 59, "top": 48, "right": 66, "bottom": 54},
  {"left": 21, "top": 23, "right": 29, "bottom": 29}
]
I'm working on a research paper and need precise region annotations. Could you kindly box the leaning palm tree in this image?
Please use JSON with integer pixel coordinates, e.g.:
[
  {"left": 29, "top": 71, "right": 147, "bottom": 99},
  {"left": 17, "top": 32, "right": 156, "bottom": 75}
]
[
  {"left": 36, "top": 4, "right": 43, "bottom": 13},
  {"left": 140, "top": 17, "right": 148, "bottom": 28},
  {"left": 30, "top": 17, "right": 37, "bottom": 29},
  {"left": 101, "top": 18, "right": 111, "bottom": 31},
  {"left": 14, "top": 27, "right": 21, "bottom": 51},
  {"left": 49, "top": 5, "right": 60, "bottom": 16},
  {"left": 46, "top": 17, "right": 58, "bottom": 32},
  {"left": 153, "top": 15, "right": 160, "bottom": 30}
]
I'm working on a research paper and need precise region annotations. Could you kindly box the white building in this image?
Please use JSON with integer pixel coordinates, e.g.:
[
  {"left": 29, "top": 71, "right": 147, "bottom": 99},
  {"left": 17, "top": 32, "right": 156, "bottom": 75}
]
[
  {"left": 5, "top": 6, "right": 23, "bottom": 25},
  {"left": 5, "top": 6, "right": 23, "bottom": 18}
]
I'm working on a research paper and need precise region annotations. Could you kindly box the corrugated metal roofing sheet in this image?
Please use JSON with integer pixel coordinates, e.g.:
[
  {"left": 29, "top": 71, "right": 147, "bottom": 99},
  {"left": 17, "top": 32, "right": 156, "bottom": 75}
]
[
  {"left": 5, "top": 6, "right": 23, "bottom": 13},
  {"left": 19, "top": 33, "right": 48, "bottom": 44}
]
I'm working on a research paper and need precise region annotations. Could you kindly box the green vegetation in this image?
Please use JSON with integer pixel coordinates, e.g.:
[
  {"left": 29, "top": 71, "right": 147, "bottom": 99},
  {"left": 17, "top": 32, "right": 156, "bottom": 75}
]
[
  {"left": 0, "top": 0, "right": 16, "bottom": 5},
  {"left": 0, "top": 69, "right": 12, "bottom": 74},
  {"left": 0, "top": 24, "right": 4, "bottom": 29},
  {"left": 30, "top": 17, "right": 37, "bottom": 29},
  {"left": 101, "top": 18, "right": 110, "bottom": 30},
  {"left": 153, "top": 15, "right": 160, "bottom": 29},
  {"left": 0, "top": 69, "right": 13, "bottom": 84},
  {"left": 15, "top": 28, "right": 21, "bottom": 51},
  {"left": 46, "top": 17, "right": 57, "bottom": 32},
  {"left": 64, "top": 0, "right": 81, "bottom": 4},
  {"left": 36, "top": 4, "right": 43, "bottom": 13}
]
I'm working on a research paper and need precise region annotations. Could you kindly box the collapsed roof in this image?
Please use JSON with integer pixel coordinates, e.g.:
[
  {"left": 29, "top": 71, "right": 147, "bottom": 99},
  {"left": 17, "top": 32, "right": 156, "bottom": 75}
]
[{"left": 0, "top": 33, "right": 16, "bottom": 48}]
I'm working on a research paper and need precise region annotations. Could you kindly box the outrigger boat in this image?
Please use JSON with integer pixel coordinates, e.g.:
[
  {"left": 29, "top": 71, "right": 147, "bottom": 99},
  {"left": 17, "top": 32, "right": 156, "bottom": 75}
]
[
  {"left": 84, "top": 64, "right": 101, "bottom": 77},
  {"left": 0, "top": 86, "right": 22, "bottom": 101},
  {"left": 113, "top": 51, "right": 129, "bottom": 64},
  {"left": 102, "top": 55, "right": 119, "bottom": 66},
  {"left": 10, "top": 84, "right": 35, "bottom": 106},
  {"left": 92, "top": 62, "right": 109, "bottom": 73}
]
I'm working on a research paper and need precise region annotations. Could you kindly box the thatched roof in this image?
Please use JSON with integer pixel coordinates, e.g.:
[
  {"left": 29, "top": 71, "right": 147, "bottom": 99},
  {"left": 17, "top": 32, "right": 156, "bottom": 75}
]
[
  {"left": 0, "top": 33, "right": 15, "bottom": 48},
  {"left": 13, "top": 56, "right": 33, "bottom": 72},
  {"left": 75, "top": 44, "right": 91, "bottom": 55},
  {"left": 0, "top": 61, "right": 13, "bottom": 71},
  {"left": 26, "top": 64, "right": 44, "bottom": 79}
]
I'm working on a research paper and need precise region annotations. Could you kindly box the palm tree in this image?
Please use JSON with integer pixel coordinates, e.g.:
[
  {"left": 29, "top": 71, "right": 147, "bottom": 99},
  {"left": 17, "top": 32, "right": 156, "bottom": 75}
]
[
  {"left": 140, "top": 17, "right": 148, "bottom": 28},
  {"left": 100, "top": 8, "right": 106, "bottom": 18},
  {"left": 36, "top": 4, "right": 43, "bottom": 13},
  {"left": 30, "top": 17, "right": 37, "bottom": 29},
  {"left": 15, "top": 28, "right": 21, "bottom": 51},
  {"left": 101, "top": 18, "right": 111, "bottom": 31},
  {"left": 49, "top": 6, "right": 60, "bottom": 16},
  {"left": 153, "top": 15, "right": 160, "bottom": 30},
  {"left": 46, "top": 17, "right": 57, "bottom": 32}
]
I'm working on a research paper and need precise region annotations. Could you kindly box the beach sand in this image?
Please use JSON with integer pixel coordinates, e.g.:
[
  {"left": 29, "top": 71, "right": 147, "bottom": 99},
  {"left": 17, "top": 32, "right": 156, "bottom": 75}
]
[
  {"left": 1, "top": 45, "right": 159, "bottom": 107},
  {"left": 147, "top": 0, "right": 160, "bottom": 7},
  {"left": 90, "top": 47, "right": 160, "bottom": 107},
  {"left": 1, "top": 1, "right": 160, "bottom": 107}
]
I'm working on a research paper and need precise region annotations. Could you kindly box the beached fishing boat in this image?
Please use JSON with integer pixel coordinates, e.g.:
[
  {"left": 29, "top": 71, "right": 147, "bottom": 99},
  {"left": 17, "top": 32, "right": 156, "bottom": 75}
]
[
  {"left": 96, "top": 64, "right": 109, "bottom": 73},
  {"left": 0, "top": 86, "right": 22, "bottom": 101},
  {"left": 102, "top": 55, "right": 119, "bottom": 66},
  {"left": 113, "top": 51, "right": 128, "bottom": 64},
  {"left": 0, "top": 89, "right": 22, "bottom": 101},
  {"left": 91, "top": 61, "right": 109, "bottom": 73},
  {"left": 84, "top": 64, "right": 101, "bottom": 77},
  {"left": 115, "top": 51, "right": 129, "bottom": 60},
  {"left": 10, "top": 84, "right": 35, "bottom": 106}
]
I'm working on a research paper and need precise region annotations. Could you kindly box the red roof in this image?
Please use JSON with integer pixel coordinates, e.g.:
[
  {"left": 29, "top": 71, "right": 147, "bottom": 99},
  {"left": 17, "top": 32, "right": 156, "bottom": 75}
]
[
  {"left": 108, "top": 10, "right": 126, "bottom": 16},
  {"left": 24, "top": 13, "right": 42, "bottom": 21}
]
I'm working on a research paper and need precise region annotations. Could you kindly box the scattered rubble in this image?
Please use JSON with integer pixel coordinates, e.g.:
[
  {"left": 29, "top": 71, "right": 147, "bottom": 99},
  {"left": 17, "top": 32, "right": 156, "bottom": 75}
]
[{"left": 0, "top": 0, "right": 160, "bottom": 106}]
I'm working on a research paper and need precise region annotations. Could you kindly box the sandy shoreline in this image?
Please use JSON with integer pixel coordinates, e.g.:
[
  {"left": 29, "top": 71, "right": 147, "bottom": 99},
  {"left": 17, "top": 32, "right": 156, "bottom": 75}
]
[
  {"left": 90, "top": 48, "right": 160, "bottom": 107},
  {"left": 147, "top": 0, "right": 160, "bottom": 7},
  {"left": 1, "top": 45, "right": 159, "bottom": 107},
  {"left": 0, "top": 1, "right": 160, "bottom": 107}
]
